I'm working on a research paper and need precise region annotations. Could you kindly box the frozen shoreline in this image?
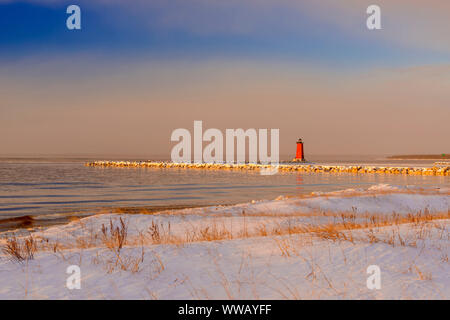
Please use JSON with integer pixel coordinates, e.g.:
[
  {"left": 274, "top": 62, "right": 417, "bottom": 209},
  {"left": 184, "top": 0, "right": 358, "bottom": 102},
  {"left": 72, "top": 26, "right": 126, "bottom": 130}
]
[{"left": 0, "top": 184, "right": 448, "bottom": 299}]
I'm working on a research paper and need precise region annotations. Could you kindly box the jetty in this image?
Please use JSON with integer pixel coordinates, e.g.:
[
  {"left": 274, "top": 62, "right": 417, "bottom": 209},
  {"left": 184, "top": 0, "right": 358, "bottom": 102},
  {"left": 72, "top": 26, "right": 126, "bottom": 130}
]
[{"left": 85, "top": 161, "right": 450, "bottom": 176}]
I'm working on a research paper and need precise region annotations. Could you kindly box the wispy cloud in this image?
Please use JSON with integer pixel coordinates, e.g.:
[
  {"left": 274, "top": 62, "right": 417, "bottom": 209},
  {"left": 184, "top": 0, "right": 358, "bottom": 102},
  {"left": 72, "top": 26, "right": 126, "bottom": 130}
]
[
  {"left": 1, "top": 57, "right": 448, "bottom": 156},
  {"left": 1, "top": 1, "right": 448, "bottom": 156}
]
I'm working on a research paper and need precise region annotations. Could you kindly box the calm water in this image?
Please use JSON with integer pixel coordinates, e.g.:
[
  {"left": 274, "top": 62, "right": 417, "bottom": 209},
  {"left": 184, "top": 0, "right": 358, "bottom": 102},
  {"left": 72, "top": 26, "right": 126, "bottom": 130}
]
[{"left": 0, "top": 158, "right": 448, "bottom": 227}]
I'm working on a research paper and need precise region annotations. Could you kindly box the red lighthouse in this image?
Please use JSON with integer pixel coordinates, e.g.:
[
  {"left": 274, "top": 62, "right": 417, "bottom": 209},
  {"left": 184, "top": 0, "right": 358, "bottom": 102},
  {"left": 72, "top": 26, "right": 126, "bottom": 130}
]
[{"left": 295, "top": 138, "right": 305, "bottom": 162}]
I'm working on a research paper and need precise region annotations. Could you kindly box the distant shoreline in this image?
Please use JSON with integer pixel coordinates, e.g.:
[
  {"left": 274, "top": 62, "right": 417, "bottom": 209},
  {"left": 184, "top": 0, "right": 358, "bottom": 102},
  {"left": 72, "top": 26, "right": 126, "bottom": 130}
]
[{"left": 387, "top": 154, "right": 449, "bottom": 160}]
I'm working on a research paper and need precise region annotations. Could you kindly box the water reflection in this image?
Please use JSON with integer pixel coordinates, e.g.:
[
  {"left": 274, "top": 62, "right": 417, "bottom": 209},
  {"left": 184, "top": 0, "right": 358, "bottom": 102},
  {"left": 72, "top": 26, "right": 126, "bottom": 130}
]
[{"left": 0, "top": 160, "right": 448, "bottom": 220}]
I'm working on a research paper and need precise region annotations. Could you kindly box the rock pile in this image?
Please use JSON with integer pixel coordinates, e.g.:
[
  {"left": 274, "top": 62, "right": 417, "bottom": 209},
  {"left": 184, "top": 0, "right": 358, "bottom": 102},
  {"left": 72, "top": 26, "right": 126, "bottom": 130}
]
[{"left": 85, "top": 161, "right": 450, "bottom": 176}]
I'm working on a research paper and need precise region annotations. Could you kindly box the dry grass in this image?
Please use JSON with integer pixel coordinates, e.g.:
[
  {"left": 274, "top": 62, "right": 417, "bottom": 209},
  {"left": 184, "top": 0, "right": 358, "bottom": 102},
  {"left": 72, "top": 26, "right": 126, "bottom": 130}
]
[
  {"left": 101, "top": 217, "right": 128, "bottom": 253},
  {"left": 2, "top": 235, "right": 37, "bottom": 263},
  {"left": 148, "top": 220, "right": 171, "bottom": 244},
  {"left": 409, "top": 264, "right": 433, "bottom": 281},
  {"left": 0, "top": 207, "right": 447, "bottom": 299},
  {"left": 92, "top": 246, "right": 146, "bottom": 274},
  {"left": 185, "top": 222, "right": 234, "bottom": 243},
  {"left": 1, "top": 208, "right": 447, "bottom": 278}
]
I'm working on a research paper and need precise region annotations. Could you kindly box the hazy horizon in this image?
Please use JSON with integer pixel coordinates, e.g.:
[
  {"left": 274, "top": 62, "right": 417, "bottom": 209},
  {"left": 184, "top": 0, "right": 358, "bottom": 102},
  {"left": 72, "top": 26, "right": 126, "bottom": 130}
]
[{"left": 1, "top": 1, "right": 449, "bottom": 157}]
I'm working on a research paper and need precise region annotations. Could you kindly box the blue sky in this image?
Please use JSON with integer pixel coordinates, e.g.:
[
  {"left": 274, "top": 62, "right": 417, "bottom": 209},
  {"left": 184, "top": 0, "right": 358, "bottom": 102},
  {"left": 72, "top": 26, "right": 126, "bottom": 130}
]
[
  {"left": 0, "top": 0, "right": 449, "bottom": 156},
  {"left": 1, "top": 1, "right": 448, "bottom": 67}
]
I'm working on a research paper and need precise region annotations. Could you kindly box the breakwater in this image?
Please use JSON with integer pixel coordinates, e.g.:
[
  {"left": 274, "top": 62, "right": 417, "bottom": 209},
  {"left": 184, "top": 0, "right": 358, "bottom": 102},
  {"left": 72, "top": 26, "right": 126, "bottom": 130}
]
[{"left": 85, "top": 161, "right": 450, "bottom": 176}]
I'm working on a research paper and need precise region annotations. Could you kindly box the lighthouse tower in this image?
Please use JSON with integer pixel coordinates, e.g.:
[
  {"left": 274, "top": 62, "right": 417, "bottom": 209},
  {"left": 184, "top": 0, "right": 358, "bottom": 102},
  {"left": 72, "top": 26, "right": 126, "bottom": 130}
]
[{"left": 294, "top": 138, "right": 305, "bottom": 162}]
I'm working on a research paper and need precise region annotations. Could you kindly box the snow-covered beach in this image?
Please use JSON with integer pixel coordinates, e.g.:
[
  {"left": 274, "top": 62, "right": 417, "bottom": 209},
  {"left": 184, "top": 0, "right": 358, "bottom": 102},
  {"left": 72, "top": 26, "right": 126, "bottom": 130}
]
[{"left": 0, "top": 184, "right": 448, "bottom": 299}]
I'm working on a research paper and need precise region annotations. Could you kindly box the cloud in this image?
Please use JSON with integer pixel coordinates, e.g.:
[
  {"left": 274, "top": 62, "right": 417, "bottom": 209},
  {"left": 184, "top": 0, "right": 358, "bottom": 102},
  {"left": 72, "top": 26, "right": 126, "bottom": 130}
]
[
  {"left": 302, "top": 0, "right": 450, "bottom": 54},
  {"left": 2, "top": 0, "right": 449, "bottom": 64},
  {"left": 0, "top": 56, "right": 449, "bottom": 156},
  {"left": 84, "top": 0, "right": 450, "bottom": 53},
  {"left": 5, "top": 0, "right": 448, "bottom": 52}
]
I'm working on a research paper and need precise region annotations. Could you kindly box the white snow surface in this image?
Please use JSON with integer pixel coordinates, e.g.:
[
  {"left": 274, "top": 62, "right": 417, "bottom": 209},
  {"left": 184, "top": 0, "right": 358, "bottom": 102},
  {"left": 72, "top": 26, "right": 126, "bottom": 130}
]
[{"left": 0, "top": 184, "right": 448, "bottom": 299}]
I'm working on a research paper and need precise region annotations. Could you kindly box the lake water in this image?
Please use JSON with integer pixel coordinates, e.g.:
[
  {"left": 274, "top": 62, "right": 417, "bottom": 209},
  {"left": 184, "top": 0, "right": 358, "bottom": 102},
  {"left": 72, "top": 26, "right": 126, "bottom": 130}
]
[{"left": 0, "top": 158, "right": 448, "bottom": 229}]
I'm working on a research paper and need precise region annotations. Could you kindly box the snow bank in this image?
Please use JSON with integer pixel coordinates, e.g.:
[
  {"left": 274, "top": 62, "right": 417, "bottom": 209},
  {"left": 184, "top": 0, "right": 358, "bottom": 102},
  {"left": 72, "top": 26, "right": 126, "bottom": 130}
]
[
  {"left": 152, "top": 183, "right": 449, "bottom": 217},
  {"left": 4, "top": 183, "right": 445, "bottom": 248},
  {"left": 0, "top": 184, "right": 448, "bottom": 300}
]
